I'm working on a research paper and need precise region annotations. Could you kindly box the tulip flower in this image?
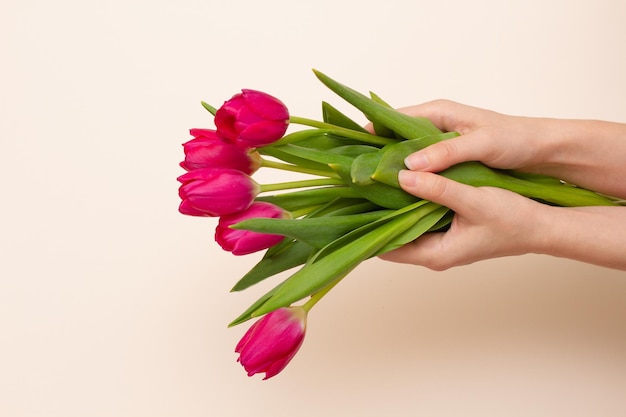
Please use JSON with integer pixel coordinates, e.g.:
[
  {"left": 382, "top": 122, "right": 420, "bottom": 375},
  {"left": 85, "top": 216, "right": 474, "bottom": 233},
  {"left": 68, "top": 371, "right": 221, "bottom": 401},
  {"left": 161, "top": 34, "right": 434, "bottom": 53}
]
[
  {"left": 177, "top": 168, "right": 259, "bottom": 217},
  {"left": 215, "top": 89, "right": 289, "bottom": 149},
  {"left": 216, "top": 202, "right": 289, "bottom": 255},
  {"left": 180, "top": 129, "right": 261, "bottom": 174},
  {"left": 235, "top": 306, "right": 307, "bottom": 380}
]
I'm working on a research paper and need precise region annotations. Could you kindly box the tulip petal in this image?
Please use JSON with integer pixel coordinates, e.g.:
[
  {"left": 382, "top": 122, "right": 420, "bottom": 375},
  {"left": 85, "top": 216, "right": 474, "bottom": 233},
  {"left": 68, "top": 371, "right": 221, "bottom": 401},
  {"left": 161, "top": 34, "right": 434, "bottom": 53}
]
[{"left": 242, "top": 89, "right": 289, "bottom": 121}]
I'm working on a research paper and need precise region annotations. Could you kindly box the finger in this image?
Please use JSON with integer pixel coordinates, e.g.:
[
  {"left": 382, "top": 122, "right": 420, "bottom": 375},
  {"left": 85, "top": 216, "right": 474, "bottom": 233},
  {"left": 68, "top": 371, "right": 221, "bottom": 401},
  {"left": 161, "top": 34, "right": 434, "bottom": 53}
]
[
  {"left": 395, "top": 99, "right": 467, "bottom": 133},
  {"left": 398, "top": 170, "right": 481, "bottom": 214},
  {"left": 403, "top": 133, "right": 490, "bottom": 172},
  {"left": 378, "top": 232, "right": 457, "bottom": 271}
]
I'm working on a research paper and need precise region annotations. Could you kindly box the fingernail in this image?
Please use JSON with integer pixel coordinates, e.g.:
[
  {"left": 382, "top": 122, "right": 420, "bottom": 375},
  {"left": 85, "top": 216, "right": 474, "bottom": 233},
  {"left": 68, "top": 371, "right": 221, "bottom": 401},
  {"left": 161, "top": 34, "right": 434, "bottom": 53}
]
[
  {"left": 398, "top": 169, "right": 413, "bottom": 185},
  {"left": 404, "top": 153, "right": 428, "bottom": 170}
]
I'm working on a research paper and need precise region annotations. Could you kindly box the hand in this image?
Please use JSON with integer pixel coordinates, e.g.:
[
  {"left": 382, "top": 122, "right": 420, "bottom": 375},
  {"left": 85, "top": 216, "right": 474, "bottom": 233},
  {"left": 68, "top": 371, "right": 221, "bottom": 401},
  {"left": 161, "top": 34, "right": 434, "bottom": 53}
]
[
  {"left": 397, "top": 99, "right": 626, "bottom": 199},
  {"left": 398, "top": 99, "right": 553, "bottom": 173},
  {"left": 380, "top": 169, "right": 626, "bottom": 271},
  {"left": 378, "top": 100, "right": 626, "bottom": 271},
  {"left": 379, "top": 169, "right": 550, "bottom": 270}
]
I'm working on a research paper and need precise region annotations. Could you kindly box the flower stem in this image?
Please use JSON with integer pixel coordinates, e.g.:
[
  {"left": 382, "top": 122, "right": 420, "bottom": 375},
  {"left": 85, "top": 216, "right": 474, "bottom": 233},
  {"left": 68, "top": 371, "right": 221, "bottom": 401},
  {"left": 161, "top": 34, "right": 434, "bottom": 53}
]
[
  {"left": 289, "top": 115, "right": 396, "bottom": 146},
  {"left": 259, "top": 178, "right": 344, "bottom": 193},
  {"left": 260, "top": 158, "right": 340, "bottom": 179},
  {"left": 290, "top": 206, "right": 322, "bottom": 219},
  {"left": 302, "top": 277, "right": 343, "bottom": 312}
]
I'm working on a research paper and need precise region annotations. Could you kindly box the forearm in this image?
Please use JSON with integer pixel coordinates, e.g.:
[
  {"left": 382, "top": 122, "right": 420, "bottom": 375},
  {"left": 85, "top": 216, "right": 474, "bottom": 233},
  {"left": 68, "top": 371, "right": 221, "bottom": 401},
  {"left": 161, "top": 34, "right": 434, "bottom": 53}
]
[
  {"left": 530, "top": 119, "right": 626, "bottom": 199},
  {"left": 532, "top": 205, "right": 626, "bottom": 270}
]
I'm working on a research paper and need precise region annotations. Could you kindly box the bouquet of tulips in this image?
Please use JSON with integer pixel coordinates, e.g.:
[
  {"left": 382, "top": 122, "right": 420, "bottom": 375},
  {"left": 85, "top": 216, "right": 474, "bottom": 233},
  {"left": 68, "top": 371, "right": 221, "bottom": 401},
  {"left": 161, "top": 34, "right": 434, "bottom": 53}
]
[{"left": 177, "top": 70, "right": 621, "bottom": 379}]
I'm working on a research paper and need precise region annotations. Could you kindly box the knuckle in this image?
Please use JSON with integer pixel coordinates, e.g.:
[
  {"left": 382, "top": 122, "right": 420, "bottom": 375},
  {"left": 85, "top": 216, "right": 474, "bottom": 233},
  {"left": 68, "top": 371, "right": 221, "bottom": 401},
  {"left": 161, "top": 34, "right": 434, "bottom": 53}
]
[
  {"left": 424, "top": 174, "right": 450, "bottom": 200},
  {"left": 435, "top": 140, "right": 459, "bottom": 160},
  {"left": 428, "top": 98, "right": 456, "bottom": 109}
]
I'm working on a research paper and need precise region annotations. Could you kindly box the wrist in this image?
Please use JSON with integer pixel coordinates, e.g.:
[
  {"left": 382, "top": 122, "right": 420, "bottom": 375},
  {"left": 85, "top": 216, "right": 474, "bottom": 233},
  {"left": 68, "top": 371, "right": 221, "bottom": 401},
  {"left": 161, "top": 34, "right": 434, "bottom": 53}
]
[{"left": 528, "top": 205, "right": 626, "bottom": 270}]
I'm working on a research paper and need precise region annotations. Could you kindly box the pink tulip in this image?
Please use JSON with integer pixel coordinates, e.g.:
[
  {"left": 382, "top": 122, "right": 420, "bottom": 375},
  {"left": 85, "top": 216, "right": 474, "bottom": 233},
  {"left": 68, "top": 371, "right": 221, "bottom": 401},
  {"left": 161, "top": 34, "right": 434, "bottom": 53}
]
[
  {"left": 236, "top": 307, "right": 307, "bottom": 379},
  {"left": 177, "top": 168, "right": 259, "bottom": 217},
  {"left": 216, "top": 202, "right": 289, "bottom": 255},
  {"left": 180, "top": 129, "right": 261, "bottom": 175},
  {"left": 215, "top": 89, "right": 289, "bottom": 149}
]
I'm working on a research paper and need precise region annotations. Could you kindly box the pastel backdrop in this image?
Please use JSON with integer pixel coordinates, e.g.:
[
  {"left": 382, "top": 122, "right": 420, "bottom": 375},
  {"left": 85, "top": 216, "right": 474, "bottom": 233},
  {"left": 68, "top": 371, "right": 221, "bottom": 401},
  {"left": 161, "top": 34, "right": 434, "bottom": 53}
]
[{"left": 1, "top": 0, "right": 625, "bottom": 416}]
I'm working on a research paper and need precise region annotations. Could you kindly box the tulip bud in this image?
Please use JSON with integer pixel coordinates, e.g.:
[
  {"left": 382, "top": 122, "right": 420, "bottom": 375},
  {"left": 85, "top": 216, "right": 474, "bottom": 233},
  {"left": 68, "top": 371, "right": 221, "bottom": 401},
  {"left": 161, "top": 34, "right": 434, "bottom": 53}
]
[
  {"left": 180, "top": 129, "right": 261, "bottom": 174},
  {"left": 215, "top": 89, "right": 289, "bottom": 149},
  {"left": 216, "top": 202, "right": 289, "bottom": 255},
  {"left": 235, "top": 306, "right": 307, "bottom": 379},
  {"left": 177, "top": 168, "right": 259, "bottom": 217}
]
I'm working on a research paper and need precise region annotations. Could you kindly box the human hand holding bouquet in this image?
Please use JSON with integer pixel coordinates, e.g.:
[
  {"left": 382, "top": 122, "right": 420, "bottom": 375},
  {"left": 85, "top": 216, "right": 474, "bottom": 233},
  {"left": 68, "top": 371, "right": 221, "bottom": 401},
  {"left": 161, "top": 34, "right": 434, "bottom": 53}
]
[{"left": 177, "top": 70, "right": 623, "bottom": 379}]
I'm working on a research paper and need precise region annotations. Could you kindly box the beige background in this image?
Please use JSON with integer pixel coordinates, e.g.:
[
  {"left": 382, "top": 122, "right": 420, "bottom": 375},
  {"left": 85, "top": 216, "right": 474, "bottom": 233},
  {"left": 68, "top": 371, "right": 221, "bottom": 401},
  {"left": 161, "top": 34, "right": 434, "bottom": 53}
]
[{"left": 2, "top": 0, "right": 626, "bottom": 416}]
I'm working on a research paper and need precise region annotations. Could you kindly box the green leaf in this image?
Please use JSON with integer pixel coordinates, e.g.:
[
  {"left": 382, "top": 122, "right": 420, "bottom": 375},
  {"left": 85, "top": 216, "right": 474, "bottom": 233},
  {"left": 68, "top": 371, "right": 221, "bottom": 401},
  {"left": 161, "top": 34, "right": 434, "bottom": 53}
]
[
  {"left": 350, "top": 151, "right": 383, "bottom": 185},
  {"left": 232, "top": 210, "right": 394, "bottom": 249},
  {"left": 437, "top": 161, "right": 617, "bottom": 207},
  {"left": 368, "top": 91, "right": 397, "bottom": 138},
  {"left": 255, "top": 187, "right": 361, "bottom": 212},
  {"left": 321, "top": 101, "right": 369, "bottom": 132},
  {"left": 260, "top": 146, "right": 337, "bottom": 175},
  {"left": 504, "top": 170, "right": 565, "bottom": 186},
  {"left": 313, "top": 70, "right": 442, "bottom": 139},
  {"left": 230, "top": 240, "right": 315, "bottom": 292},
  {"left": 372, "top": 132, "right": 460, "bottom": 187},
  {"left": 231, "top": 198, "right": 379, "bottom": 292},
  {"left": 271, "top": 144, "right": 355, "bottom": 167},
  {"left": 250, "top": 203, "right": 432, "bottom": 317},
  {"left": 306, "top": 200, "right": 429, "bottom": 263},
  {"left": 229, "top": 287, "right": 280, "bottom": 327},
  {"left": 376, "top": 204, "right": 450, "bottom": 254},
  {"left": 328, "top": 144, "right": 380, "bottom": 158},
  {"left": 330, "top": 161, "right": 420, "bottom": 209},
  {"left": 201, "top": 101, "right": 217, "bottom": 116}
]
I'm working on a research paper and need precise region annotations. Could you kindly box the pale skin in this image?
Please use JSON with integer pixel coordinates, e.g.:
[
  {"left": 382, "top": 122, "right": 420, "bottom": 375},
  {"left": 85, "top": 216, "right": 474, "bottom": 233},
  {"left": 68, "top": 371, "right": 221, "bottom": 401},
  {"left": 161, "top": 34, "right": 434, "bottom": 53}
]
[{"left": 376, "top": 99, "right": 626, "bottom": 271}]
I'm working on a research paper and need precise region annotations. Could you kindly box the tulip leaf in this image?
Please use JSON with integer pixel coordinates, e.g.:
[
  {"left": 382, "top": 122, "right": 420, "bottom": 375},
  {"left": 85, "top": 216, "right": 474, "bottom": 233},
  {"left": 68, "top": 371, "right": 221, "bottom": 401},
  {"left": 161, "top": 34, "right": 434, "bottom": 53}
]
[
  {"left": 230, "top": 240, "right": 315, "bottom": 293},
  {"left": 350, "top": 151, "right": 383, "bottom": 185},
  {"left": 255, "top": 186, "right": 361, "bottom": 212},
  {"left": 200, "top": 101, "right": 217, "bottom": 116},
  {"left": 313, "top": 70, "right": 442, "bottom": 139},
  {"left": 328, "top": 144, "right": 380, "bottom": 158},
  {"left": 440, "top": 162, "right": 617, "bottom": 207},
  {"left": 260, "top": 146, "right": 338, "bottom": 175},
  {"left": 375, "top": 204, "right": 450, "bottom": 255},
  {"left": 372, "top": 132, "right": 460, "bottom": 187},
  {"left": 273, "top": 128, "right": 371, "bottom": 148},
  {"left": 321, "top": 101, "right": 369, "bottom": 133},
  {"left": 368, "top": 91, "right": 397, "bottom": 138},
  {"left": 270, "top": 144, "right": 355, "bottom": 167},
  {"left": 229, "top": 286, "right": 282, "bottom": 327},
  {"left": 313, "top": 200, "right": 380, "bottom": 216},
  {"left": 250, "top": 203, "right": 431, "bottom": 317},
  {"left": 504, "top": 170, "right": 567, "bottom": 186},
  {"left": 306, "top": 200, "right": 429, "bottom": 264},
  {"left": 232, "top": 210, "right": 394, "bottom": 249},
  {"left": 330, "top": 161, "right": 420, "bottom": 209},
  {"left": 231, "top": 198, "right": 382, "bottom": 293},
  {"left": 271, "top": 129, "right": 332, "bottom": 146}
]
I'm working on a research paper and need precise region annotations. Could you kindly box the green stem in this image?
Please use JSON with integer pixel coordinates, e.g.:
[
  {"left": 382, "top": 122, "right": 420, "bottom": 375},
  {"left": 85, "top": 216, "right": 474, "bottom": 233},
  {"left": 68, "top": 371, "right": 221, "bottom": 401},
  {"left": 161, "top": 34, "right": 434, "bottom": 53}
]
[
  {"left": 260, "top": 158, "right": 340, "bottom": 179},
  {"left": 289, "top": 116, "right": 396, "bottom": 146},
  {"left": 259, "top": 178, "right": 344, "bottom": 193},
  {"left": 290, "top": 206, "right": 322, "bottom": 219},
  {"left": 302, "top": 277, "right": 342, "bottom": 312}
]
